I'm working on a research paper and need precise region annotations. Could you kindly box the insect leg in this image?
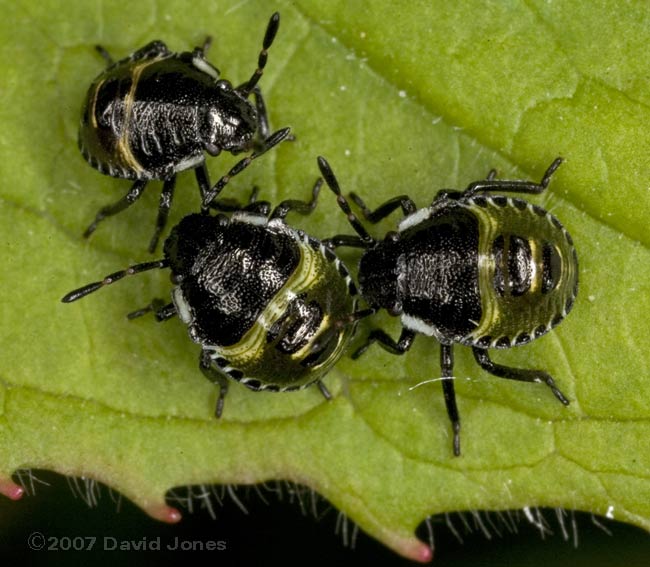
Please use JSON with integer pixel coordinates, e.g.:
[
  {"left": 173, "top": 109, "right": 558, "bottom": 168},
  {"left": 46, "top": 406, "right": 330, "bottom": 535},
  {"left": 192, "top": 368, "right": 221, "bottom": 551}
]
[
  {"left": 352, "top": 327, "right": 416, "bottom": 359},
  {"left": 463, "top": 157, "right": 563, "bottom": 198},
  {"left": 127, "top": 299, "right": 176, "bottom": 321},
  {"left": 270, "top": 178, "right": 321, "bottom": 219},
  {"left": 322, "top": 234, "right": 368, "bottom": 249},
  {"left": 440, "top": 343, "right": 461, "bottom": 456},
  {"left": 83, "top": 179, "right": 148, "bottom": 239},
  {"left": 349, "top": 193, "right": 417, "bottom": 223},
  {"left": 199, "top": 351, "right": 230, "bottom": 418},
  {"left": 472, "top": 347, "right": 570, "bottom": 405},
  {"left": 251, "top": 86, "right": 270, "bottom": 140},
  {"left": 316, "top": 380, "right": 332, "bottom": 401},
  {"left": 94, "top": 45, "right": 114, "bottom": 65},
  {"left": 149, "top": 176, "right": 177, "bottom": 253}
]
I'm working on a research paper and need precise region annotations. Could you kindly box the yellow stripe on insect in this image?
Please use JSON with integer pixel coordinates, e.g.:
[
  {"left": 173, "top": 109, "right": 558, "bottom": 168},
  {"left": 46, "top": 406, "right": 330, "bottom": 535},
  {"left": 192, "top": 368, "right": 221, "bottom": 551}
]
[
  {"left": 115, "top": 57, "right": 164, "bottom": 175},
  {"left": 218, "top": 236, "right": 326, "bottom": 362},
  {"left": 88, "top": 78, "right": 104, "bottom": 130}
]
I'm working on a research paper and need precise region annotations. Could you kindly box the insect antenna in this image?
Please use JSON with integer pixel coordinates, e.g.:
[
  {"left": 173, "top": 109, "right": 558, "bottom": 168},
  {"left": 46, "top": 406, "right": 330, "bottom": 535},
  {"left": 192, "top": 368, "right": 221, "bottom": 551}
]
[
  {"left": 201, "top": 127, "right": 291, "bottom": 208},
  {"left": 238, "top": 12, "right": 280, "bottom": 97},
  {"left": 61, "top": 260, "right": 169, "bottom": 303},
  {"left": 317, "top": 156, "right": 375, "bottom": 246}
]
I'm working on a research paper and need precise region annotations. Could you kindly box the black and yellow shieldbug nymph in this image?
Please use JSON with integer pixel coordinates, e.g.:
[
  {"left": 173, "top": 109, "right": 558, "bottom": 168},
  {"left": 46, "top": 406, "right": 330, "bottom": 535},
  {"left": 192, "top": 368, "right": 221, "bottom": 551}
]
[
  {"left": 318, "top": 156, "right": 578, "bottom": 456},
  {"left": 62, "top": 181, "right": 369, "bottom": 416},
  {"left": 78, "top": 12, "right": 288, "bottom": 252}
]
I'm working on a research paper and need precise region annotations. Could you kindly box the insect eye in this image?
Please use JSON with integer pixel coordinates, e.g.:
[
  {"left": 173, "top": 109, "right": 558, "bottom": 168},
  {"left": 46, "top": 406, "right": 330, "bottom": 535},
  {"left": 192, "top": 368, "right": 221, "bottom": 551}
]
[{"left": 216, "top": 79, "right": 233, "bottom": 90}]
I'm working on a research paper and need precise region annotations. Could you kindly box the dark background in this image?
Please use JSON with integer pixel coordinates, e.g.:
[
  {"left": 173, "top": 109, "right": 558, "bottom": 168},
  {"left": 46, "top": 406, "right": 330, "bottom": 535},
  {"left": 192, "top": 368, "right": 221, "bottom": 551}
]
[{"left": 1, "top": 470, "right": 649, "bottom": 566}]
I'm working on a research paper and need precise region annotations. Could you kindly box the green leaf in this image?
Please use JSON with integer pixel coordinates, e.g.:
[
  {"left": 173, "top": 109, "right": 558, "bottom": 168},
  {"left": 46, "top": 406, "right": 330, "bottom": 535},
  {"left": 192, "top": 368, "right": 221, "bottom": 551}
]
[{"left": 2, "top": 0, "right": 649, "bottom": 561}]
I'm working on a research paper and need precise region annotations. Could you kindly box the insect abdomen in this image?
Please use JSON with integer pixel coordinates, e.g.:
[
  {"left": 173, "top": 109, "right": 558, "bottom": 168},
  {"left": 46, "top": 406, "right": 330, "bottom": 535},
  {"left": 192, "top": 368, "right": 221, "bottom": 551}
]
[{"left": 466, "top": 196, "right": 578, "bottom": 348}]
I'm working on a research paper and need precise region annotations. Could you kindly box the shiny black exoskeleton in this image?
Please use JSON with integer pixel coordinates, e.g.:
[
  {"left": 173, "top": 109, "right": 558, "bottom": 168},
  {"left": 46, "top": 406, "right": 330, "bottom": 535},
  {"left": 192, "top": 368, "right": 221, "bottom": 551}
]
[
  {"left": 62, "top": 183, "right": 367, "bottom": 417},
  {"left": 78, "top": 12, "right": 289, "bottom": 251},
  {"left": 318, "top": 156, "right": 578, "bottom": 456}
]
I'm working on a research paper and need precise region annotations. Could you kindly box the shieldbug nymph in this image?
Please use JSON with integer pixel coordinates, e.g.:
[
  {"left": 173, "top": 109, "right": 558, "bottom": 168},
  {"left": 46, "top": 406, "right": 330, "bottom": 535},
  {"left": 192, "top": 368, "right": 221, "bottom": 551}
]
[
  {"left": 318, "top": 156, "right": 578, "bottom": 456},
  {"left": 78, "top": 12, "right": 289, "bottom": 252},
  {"left": 62, "top": 181, "right": 370, "bottom": 416}
]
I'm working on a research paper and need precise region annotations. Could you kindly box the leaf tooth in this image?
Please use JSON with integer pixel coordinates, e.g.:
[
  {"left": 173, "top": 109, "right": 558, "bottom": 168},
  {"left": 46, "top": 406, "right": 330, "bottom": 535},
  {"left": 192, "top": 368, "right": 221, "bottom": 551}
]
[
  {"left": 144, "top": 503, "right": 182, "bottom": 523},
  {"left": 397, "top": 537, "right": 433, "bottom": 563},
  {"left": 0, "top": 477, "right": 25, "bottom": 501}
]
